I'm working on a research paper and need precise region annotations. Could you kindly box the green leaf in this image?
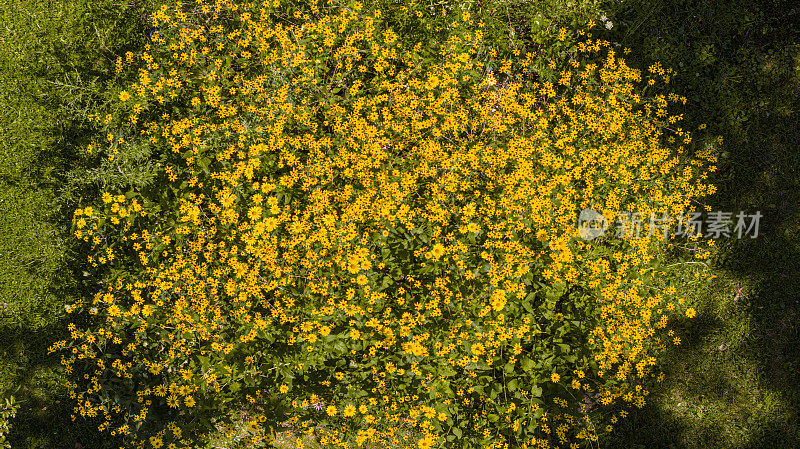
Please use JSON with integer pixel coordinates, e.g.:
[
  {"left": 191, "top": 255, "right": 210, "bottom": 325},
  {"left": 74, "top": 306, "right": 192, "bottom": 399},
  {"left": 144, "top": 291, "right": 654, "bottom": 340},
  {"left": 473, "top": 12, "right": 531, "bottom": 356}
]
[
  {"left": 520, "top": 356, "right": 534, "bottom": 372},
  {"left": 507, "top": 378, "right": 518, "bottom": 392},
  {"left": 490, "top": 383, "right": 502, "bottom": 399},
  {"left": 333, "top": 340, "right": 347, "bottom": 354},
  {"left": 199, "top": 157, "right": 212, "bottom": 174},
  {"left": 440, "top": 365, "right": 457, "bottom": 378}
]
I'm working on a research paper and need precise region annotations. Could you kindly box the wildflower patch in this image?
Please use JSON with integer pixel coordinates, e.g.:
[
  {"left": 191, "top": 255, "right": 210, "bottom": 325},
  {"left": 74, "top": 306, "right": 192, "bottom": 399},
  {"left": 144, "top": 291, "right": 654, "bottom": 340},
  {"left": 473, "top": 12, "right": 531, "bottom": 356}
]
[{"left": 53, "top": 1, "right": 719, "bottom": 448}]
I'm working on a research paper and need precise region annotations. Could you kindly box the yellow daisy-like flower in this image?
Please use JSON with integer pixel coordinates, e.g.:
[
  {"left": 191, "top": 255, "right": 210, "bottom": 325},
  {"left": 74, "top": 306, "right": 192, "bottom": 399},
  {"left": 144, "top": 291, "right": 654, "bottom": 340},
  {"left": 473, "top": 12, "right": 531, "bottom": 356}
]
[
  {"left": 343, "top": 404, "right": 356, "bottom": 417},
  {"left": 248, "top": 206, "right": 262, "bottom": 221},
  {"left": 467, "top": 222, "right": 480, "bottom": 233},
  {"left": 326, "top": 405, "right": 337, "bottom": 416},
  {"left": 551, "top": 373, "right": 560, "bottom": 383},
  {"left": 166, "top": 394, "right": 180, "bottom": 409},
  {"left": 279, "top": 384, "right": 289, "bottom": 393},
  {"left": 247, "top": 420, "right": 259, "bottom": 432},
  {"left": 685, "top": 308, "right": 696, "bottom": 318},
  {"left": 356, "top": 274, "right": 368, "bottom": 286},
  {"left": 431, "top": 243, "right": 445, "bottom": 259},
  {"left": 119, "top": 90, "right": 131, "bottom": 102},
  {"left": 490, "top": 289, "right": 507, "bottom": 312}
]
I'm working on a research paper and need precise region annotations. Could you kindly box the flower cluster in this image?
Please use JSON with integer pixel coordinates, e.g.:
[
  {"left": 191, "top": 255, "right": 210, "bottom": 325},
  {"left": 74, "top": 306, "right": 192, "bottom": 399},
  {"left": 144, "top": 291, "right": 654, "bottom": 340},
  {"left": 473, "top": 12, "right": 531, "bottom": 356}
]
[{"left": 53, "top": 1, "right": 717, "bottom": 448}]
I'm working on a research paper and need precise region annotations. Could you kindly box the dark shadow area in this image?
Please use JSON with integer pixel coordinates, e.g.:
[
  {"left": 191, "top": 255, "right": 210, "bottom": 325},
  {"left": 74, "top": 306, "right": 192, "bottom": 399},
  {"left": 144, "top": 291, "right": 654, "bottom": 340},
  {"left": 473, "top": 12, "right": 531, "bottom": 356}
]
[
  {"left": 0, "top": 317, "right": 123, "bottom": 449},
  {"left": 607, "top": 310, "right": 724, "bottom": 449},
  {"left": 595, "top": 0, "right": 800, "bottom": 447}
]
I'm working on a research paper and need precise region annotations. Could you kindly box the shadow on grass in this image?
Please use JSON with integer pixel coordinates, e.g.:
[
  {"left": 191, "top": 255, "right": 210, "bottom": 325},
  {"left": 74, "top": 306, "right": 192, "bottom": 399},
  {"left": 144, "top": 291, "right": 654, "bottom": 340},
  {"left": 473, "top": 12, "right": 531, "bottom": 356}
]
[
  {"left": 0, "top": 316, "right": 123, "bottom": 449},
  {"left": 595, "top": 0, "right": 800, "bottom": 448}
]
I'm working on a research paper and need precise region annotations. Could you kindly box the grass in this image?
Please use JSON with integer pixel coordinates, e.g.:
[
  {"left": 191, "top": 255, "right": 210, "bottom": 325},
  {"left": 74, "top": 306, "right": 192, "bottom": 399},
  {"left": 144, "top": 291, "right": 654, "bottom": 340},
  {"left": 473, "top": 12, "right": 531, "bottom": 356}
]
[
  {"left": 0, "top": 0, "right": 798, "bottom": 447},
  {"left": 597, "top": 0, "right": 800, "bottom": 447},
  {"left": 0, "top": 0, "right": 170, "bottom": 447}
]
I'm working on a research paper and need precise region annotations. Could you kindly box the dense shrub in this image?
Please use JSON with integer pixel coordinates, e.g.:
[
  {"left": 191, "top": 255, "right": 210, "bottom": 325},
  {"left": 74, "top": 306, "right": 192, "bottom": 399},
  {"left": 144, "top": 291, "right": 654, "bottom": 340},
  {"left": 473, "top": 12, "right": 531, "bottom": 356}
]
[{"left": 52, "top": 0, "right": 719, "bottom": 448}]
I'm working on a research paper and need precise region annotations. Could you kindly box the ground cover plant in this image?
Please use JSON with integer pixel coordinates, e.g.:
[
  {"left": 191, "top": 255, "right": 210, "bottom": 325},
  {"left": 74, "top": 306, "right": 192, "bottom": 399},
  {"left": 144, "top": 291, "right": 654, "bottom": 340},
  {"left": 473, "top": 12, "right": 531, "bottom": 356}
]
[
  {"left": 2, "top": 0, "right": 797, "bottom": 448},
  {"left": 49, "top": 0, "right": 723, "bottom": 448}
]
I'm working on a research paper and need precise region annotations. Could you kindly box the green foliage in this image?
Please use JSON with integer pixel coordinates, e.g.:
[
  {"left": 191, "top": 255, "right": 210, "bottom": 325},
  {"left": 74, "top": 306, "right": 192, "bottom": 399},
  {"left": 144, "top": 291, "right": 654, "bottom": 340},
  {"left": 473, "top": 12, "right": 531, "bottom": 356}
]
[
  {"left": 2, "top": 0, "right": 795, "bottom": 448},
  {"left": 0, "top": 0, "right": 173, "bottom": 447},
  {"left": 0, "top": 395, "right": 19, "bottom": 448},
  {"left": 53, "top": 1, "right": 718, "bottom": 448}
]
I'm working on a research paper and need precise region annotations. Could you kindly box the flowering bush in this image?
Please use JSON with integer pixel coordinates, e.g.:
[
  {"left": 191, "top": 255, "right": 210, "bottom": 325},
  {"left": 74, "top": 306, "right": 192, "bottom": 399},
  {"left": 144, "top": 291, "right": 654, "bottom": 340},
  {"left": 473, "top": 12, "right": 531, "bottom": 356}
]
[{"left": 52, "top": 0, "right": 719, "bottom": 448}]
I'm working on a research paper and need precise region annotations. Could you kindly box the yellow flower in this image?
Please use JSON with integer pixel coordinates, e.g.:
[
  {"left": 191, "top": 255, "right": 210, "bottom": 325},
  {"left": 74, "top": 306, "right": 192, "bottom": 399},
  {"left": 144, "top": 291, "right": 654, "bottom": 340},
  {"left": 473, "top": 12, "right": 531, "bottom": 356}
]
[
  {"left": 551, "top": 373, "right": 560, "bottom": 383},
  {"left": 279, "top": 384, "right": 289, "bottom": 393},
  {"left": 119, "top": 91, "right": 131, "bottom": 102},
  {"left": 431, "top": 243, "right": 445, "bottom": 259},
  {"left": 490, "top": 289, "right": 507, "bottom": 312},
  {"left": 685, "top": 307, "right": 696, "bottom": 318},
  {"left": 343, "top": 404, "right": 356, "bottom": 417},
  {"left": 248, "top": 206, "right": 262, "bottom": 221},
  {"left": 166, "top": 394, "right": 179, "bottom": 409},
  {"left": 326, "top": 405, "right": 337, "bottom": 416}
]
